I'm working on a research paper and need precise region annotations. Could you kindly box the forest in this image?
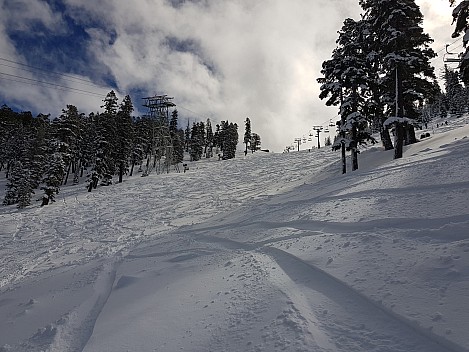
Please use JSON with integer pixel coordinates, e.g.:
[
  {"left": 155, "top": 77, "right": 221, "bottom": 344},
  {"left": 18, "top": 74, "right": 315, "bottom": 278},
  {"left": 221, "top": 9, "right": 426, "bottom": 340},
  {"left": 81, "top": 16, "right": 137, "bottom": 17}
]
[{"left": 0, "top": 90, "right": 262, "bottom": 208}]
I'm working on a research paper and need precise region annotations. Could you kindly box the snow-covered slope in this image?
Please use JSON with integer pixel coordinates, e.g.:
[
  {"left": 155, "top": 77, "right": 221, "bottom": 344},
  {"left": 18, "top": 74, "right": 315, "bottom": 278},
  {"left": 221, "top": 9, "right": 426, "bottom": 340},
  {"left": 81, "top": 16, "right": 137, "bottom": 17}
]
[{"left": 0, "top": 118, "right": 468, "bottom": 352}]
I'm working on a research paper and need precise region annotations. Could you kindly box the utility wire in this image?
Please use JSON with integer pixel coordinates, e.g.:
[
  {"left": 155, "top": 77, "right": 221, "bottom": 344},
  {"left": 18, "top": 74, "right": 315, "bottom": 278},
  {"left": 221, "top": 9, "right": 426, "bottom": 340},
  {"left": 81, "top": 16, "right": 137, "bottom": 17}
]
[
  {"left": 0, "top": 72, "right": 106, "bottom": 98},
  {"left": 0, "top": 76, "right": 102, "bottom": 98},
  {"left": 0, "top": 56, "right": 94, "bottom": 85},
  {"left": 0, "top": 62, "right": 108, "bottom": 91}
]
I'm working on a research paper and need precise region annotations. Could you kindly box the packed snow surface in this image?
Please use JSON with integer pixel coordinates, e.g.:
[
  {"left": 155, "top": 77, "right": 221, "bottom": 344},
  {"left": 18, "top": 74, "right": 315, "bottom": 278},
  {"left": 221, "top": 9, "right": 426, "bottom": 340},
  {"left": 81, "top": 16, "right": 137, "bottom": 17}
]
[{"left": 1, "top": 118, "right": 469, "bottom": 352}]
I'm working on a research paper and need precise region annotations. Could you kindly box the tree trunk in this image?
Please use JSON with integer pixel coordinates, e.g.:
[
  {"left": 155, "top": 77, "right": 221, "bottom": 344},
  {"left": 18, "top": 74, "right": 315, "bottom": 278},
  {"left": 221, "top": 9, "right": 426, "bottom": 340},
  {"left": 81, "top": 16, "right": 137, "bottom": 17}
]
[
  {"left": 405, "top": 124, "right": 418, "bottom": 145},
  {"left": 351, "top": 126, "right": 359, "bottom": 171},
  {"left": 394, "top": 122, "right": 404, "bottom": 159},
  {"left": 73, "top": 160, "right": 81, "bottom": 185},
  {"left": 119, "top": 163, "right": 124, "bottom": 183},
  {"left": 5, "top": 161, "right": 11, "bottom": 178},
  {"left": 129, "top": 160, "right": 135, "bottom": 176},
  {"left": 341, "top": 141, "right": 347, "bottom": 174},
  {"left": 63, "top": 161, "right": 72, "bottom": 185},
  {"left": 380, "top": 127, "right": 394, "bottom": 150}
]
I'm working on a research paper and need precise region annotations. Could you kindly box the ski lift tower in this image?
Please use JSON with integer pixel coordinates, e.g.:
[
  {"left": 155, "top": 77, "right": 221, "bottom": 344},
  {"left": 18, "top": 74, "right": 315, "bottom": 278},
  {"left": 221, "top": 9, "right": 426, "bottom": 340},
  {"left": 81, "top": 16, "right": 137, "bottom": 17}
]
[
  {"left": 294, "top": 138, "right": 302, "bottom": 151},
  {"left": 313, "top": 126, "right": 324, "bottom": 149},
  {"left": 142, "top": 94, "right": 176, "bottom": 174}
]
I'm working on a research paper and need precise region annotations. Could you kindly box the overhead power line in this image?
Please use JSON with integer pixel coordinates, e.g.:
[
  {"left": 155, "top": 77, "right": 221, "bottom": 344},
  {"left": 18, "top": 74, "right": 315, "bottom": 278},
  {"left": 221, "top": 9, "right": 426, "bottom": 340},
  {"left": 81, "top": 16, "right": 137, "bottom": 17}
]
[
  {"left": 0, "top": 72, "right": 106, "bottom": 98},
  {"left": 0, "top": 62, "right": 108, "bottom": 90},
  {"left": 0, "top": 56, "right": 95, "bottom": 85}
]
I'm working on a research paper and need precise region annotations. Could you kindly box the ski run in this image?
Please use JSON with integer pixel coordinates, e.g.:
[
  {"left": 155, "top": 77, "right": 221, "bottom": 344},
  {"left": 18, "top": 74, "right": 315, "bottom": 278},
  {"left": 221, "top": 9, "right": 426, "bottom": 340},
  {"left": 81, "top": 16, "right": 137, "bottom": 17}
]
[{"left": 1, "top": 116, "right": 469, "bottom": 352}]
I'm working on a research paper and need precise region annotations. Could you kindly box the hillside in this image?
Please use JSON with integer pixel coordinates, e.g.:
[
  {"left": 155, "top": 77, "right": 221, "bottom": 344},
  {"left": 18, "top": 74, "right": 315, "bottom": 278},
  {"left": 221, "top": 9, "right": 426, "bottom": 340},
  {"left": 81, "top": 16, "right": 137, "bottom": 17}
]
[{"left": 0, "top": 117, "right": 468, "bottom": 352}]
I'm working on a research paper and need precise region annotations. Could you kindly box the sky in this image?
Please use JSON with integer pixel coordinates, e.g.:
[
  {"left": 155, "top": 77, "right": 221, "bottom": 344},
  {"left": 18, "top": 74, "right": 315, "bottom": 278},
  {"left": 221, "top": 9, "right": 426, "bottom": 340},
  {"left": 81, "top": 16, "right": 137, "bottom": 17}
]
[{"left": 0, "top": 0, "right": 459, "bottom": 152}]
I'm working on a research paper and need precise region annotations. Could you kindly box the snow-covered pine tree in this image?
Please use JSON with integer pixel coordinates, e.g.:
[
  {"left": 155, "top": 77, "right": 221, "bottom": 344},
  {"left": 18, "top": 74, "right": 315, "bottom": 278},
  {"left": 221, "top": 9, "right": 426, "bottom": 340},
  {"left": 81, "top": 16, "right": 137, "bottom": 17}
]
[
  {"left": 184, "top": 119, "right": 191, "bottom": 152},
  {"left": 214, "top": 124, "right": 221, "bottom": 155},
  {"left": 3, "top": 159, "right": 22, "bottom": 205},
  {"left": 169, "top": 110, "right": 184, "bottom": 164},
  {"left": 14, "top": 161, "right": 34, "bottom": 209},
  {"left": 318, "top": 45, "right": 348, "bottom": 174},
  {"left": 115, "top": 95, "right": 134, "bottom": 183},
  {"left": 250, "top": 133, "right": 261, "bottom": 153},
  {"left": 319, "top": 18, "right": 376, "bottom": 172},
  {"left": 55, "top": 105, "right": 83, "bottom": 185},
  {"left": 189, "top": 122, "right": 204, "bottom": 161},
  {"left": 221, "top": 121, "right": 238, "bottom": 160},
  {"left": 450, "top": 1, "right": 469, "bottom": 84},
  {"left": 244, "top": 118, "right": 251, "bottom": 156},
  {"left": 443, "top": 66, "right": 466, "bottom": 117},
  {"left": 0, "top": 105, "right": 19, "bottom": 175},
  {"left": 80, "top": 112, "right": 97, "bottom": 186},
  {"left": 87, "top": 90, "right": 119, "bottom": 190},
  {"left": 360, "top": 0, "right": 439, "bottom": 159},
  {"left": 336, "top": 18, "right": 376, "bottom": 171},
  {"left": 41, "top": 148, "right": 65, "bottom": 205},
  {"left": 27, "top": 114, "right": 50, "bottom": 190},
  {"left": 205, "top": 118, "right": 214, "bottom": 158}
]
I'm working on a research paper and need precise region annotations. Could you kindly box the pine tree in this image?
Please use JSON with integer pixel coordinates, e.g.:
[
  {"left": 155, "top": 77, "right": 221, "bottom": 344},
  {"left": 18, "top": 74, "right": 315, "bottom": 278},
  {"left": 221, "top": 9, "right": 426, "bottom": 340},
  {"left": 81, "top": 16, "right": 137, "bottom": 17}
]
[
  {"left": 184, "top": 119, "right": 191, "bottom": 152},
  {"left": 360, "top": 0, "right": 439, "bottom": 158},
  {"left": 87, "top": 91, "right": 119, "bottom": 190},
  {"left": 250, "top": 133, "right": 261, "bottom": 153},
  {"left": 7, "top": 160, "right": 35, "bottom": 209},
  {"left": 450, "top": 1, "right": 469, "bottom": 84},
  {"left": 3, "top": 159, "right": 22, "bottom": 205},
  {"left": 189, "top": 122, "right": 204, "bottom": 161},
  {"left": 115, "top": 95, "right": 134, "bottom": 183},
  {"left": 169, "top": 110, "right": 184, "bottom": 164},
  {"left": 319, "top": 18, "right": 376, "bottom": 172},
  {"left": 220, "top": 121, "right": 238, "bottom": 159},
  {"left": 205, "top": 118, "right": 214, "bottom": 158},
  {"left": 244, "top": 118, "right": 251, "bottom": 156},
  {"left": 41, "top": 149, "right": 65, "bottom": 205},
  {"left": 55, "top": 105, "right": 83, "bottom": 185},
  {"left": 443, "top": 66, "right": 466, "bottom": 117}
]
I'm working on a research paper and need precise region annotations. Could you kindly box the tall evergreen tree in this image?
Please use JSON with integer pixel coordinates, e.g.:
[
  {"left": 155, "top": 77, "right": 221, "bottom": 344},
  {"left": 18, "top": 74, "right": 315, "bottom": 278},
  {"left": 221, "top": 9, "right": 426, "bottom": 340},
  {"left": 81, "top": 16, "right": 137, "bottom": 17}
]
[
  {"left": 319, "top": 18, "right": 376, "bottom": 172},
  {"left": 189, "top": 122, "right": 204, "bottom": 161},
  {"left": 41, "top": 148, "right": 65, "bottom": 205},
  {"left": 205, "top": 118, "right": 214, "bottom": 158},
  {"left": 115, "top": 95, "right": 134, "bottom": 183},
  {"left": 450, "top": 1, "right": 469, "bottom": 84},
  {"left": 184, "top": 119, "right": 191, "bottom": 152},
  {"left": 360, "top": 0, "right": 438, "bottom": 158},
  {"left": 244, "top": 117, "right": 251, "bottom": 156},
  {"left": 55, "top": 105, "right": 83, "bottom": 185},
  {"left": 250, "top": 133, "right": 261, "bottom": 153},
  {"left": 169, "top": 110, "right": 184, "bottom": 164},
  {"left": 220, "top": 121, "right": 238, "bottom": 160},
  {"left": 443, "top": 66, "right": 466, "bottom": 117},
  {"left": 87, "top": 91, "right": 119, "bottom": 191}
]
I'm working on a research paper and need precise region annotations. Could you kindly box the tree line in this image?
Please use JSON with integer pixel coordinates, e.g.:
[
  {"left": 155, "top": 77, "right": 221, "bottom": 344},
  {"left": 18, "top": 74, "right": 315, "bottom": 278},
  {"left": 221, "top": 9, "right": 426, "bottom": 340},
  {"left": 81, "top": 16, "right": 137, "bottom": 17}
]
[{"left": 0, "top": 91, "right": 243, "bottom": 208}]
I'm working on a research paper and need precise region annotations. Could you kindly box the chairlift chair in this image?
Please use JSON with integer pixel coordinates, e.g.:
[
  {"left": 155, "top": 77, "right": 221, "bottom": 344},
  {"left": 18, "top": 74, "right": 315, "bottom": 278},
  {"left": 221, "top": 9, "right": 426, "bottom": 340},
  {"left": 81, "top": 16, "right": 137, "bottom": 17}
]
[{"left": 444, "top": 44, "right": 461, "bottom": 64}]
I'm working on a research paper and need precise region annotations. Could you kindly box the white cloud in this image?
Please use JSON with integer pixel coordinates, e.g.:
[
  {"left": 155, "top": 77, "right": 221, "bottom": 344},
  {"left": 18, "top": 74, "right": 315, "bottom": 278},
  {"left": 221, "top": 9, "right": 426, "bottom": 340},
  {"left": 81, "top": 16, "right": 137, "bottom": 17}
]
[
  {"left": 0, "top": 0, "right": 66, "bottom": 34},
  {"left": 0, "top": 0, "right": 458, "bottom": 152},
  {"left": 59, "top": 0, "right": 362, "bottom": 151}
]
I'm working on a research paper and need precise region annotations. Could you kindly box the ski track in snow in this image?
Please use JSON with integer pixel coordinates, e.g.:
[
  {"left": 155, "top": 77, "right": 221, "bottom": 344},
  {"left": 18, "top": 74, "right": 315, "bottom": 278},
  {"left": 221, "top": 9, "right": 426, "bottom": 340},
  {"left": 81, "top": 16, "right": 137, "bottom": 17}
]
[{"left": 0, "top": 117, "right": 469, "bottom": 351}]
